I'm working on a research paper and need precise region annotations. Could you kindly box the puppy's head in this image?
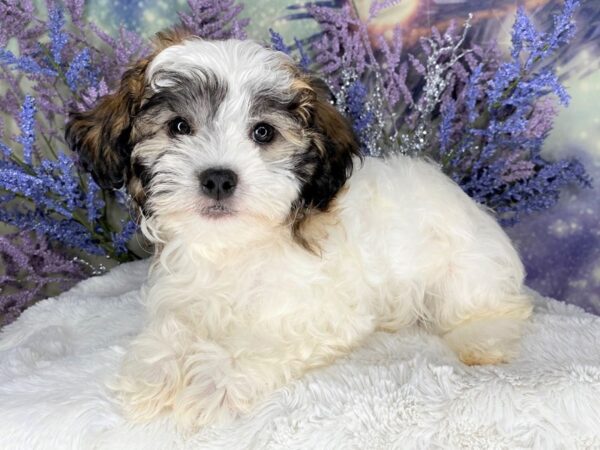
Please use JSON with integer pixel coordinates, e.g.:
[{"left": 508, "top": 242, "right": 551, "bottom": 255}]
[{"left": 66, "top": 31, "right": 360, "bottom": 250}]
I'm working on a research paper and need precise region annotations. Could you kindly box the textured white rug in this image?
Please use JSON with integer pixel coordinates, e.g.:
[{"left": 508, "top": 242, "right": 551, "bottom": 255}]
[{"left": 1, "top": 260, "right": 600, "bottom": 449}]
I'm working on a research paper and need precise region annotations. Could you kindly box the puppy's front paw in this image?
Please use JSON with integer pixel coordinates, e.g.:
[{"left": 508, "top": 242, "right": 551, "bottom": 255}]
[
  {"left": 173, "top": 377, "right": 249, "bottom": 431},
  {"left": 110, "top": 352, "right": 183, "bottom": 421},
  {"left": 171, "top": 342, "right": 257, "bottom": 431}
]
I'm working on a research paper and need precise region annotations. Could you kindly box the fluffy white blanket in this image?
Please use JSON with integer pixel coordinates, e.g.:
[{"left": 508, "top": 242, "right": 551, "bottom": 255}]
[{"left": 1, "top": 261, "right": 600, "bottom": 449}]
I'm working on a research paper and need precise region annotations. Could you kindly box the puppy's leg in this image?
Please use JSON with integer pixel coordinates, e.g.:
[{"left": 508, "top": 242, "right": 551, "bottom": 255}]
[
  {"left": 171, "top": 339, "right": 282, "bottom": 431},
  {"left": 172, "top": 319, "right": 375, "bottom": 431},
  {"left": 110, "top": 315, "right": 191, "bottom": 421},
  {"left": 427, "top": 257, "right": 532, "bottom": 366},
  {"left": 442, "top": 311, "right": 531, "bottom": 365}
]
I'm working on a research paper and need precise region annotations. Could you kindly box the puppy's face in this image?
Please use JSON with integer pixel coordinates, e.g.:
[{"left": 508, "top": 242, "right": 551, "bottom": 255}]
[{"left": 66, "top": 32, "right": 359, "bottom": 249}]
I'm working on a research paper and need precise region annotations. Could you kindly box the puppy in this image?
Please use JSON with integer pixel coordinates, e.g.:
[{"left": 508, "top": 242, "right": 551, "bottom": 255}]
[{"left": 66, "top": 29, "right": 532, "bottom": 430}]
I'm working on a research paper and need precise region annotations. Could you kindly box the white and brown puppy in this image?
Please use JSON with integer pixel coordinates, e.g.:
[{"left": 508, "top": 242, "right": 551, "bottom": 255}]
[{"left": 66, "top": 29, "right": 532, "bottom": 430}]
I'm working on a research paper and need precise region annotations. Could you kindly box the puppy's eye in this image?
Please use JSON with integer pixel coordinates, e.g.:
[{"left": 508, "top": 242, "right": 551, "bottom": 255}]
[
  {"left": 169, "top": 118, "right": 191, "bottom": 136},
  {"left": 252, "top": 123, "right": 275, "bottom": 144}
]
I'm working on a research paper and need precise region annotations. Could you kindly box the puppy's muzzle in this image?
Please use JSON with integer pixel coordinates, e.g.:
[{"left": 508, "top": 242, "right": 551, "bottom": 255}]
[{"left": 199, "top": 168, "right": 238, "bottom": 200}]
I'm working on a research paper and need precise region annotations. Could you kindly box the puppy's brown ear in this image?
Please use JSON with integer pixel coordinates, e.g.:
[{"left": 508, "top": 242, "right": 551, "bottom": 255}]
[
  {"left": 296, "top": 75, "right": 362, "bottom": 211},
  {"left": 65, "top": 26, "right": 194, "bottom": 190},
  {"left": 65, "top": 60, "right": 149, "bottom": 189}
]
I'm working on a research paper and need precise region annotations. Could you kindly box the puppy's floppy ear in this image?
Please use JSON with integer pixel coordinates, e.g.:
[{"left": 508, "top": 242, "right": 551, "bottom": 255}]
[
  {"left": 65, "top": 59, "right": 149, "bottom": 190},
  {"left": 296, "top": 74, "right": 362, "bottom": 211},
  {"left": 65, "top": 26, "right": 194, "bottom": 190}
]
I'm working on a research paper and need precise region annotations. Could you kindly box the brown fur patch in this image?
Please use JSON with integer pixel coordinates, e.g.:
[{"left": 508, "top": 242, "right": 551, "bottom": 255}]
[
  {"left": 65, "top": 26, "right": 196, "bottom": 191},
  {"left": 283, "top": 69, "right": 361, "bottom": 249},
  {"left": 289, "top": 186, "right": 347, "bottom": 254}
]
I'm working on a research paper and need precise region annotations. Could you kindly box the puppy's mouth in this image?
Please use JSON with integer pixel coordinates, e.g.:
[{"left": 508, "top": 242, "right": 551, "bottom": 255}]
[{"left": 201, "top": 202, "right": 234, "bottom": 218}]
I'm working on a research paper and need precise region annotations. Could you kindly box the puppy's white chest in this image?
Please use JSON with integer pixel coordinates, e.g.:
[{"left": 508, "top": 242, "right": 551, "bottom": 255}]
[{"left": 146, "top": 228, "right": 383, "bottom": 338}]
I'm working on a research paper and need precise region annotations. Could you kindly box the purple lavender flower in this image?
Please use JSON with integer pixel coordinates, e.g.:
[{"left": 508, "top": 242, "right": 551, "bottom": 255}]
[
  {"left": 0, "top": 49, "right": 58, "bottom": 77},
  {"left": 464, "top": 63, "right": 483, "bottom": 123},
  {"left": 501, "top": 154, "right": 535, "bottom": 183},
  {"left": 85, "top": 175, "right": 104, "bottom": 223},
  {"left": 298, "top": 0, "right": 588, "bottom": 225},
  {"left": 89, "top": 25, "right": 150, "bottom": 90},
  {"left": 0, "top": 208, "right": 106, "bottom": 256},
  {"left": 306, "top": 3, "right": 373, "bottom": 81},
  {"left": 112, "top": 220, "right": 138, "bottom": 255},
  {"left": 346, "top": 79, "right": 374, "bottom": 134},
  {"left": 269, "top": 31, "right": 311, "bottom": 71},
  {"left": 0, "top": 0, "right": 44, "bottom": 52},
  {"left": 65, "top": 48, "right": 91, "bottom": 91},
  {"left": 448, "top": 0, "right": 589, "bottom": 224},
  {"left": 512, "top": 0, "right": 578, "bottom": 71},
  {"left": 64, "top": 0, "right": 85, "bottom": 24},
  {"left": 0, "top": 232, "right": 87, "bottom": 326},
  {"left": 294, "top": 38, "right": 311, "bottom": 71},
  {"left": 36, "top": 153, "right": 83, "bottom": 213},
  {"left": 376, "top": 27, "right": 411, "bottom": 109},
  {"left": 0, "top": 166, "right": 73, "bottom": 218},
  {"left": 48, "top": 5, "right": 68, "bottom": 64},
  {"left": 15, "top": 96, "right": 37, "bottom": 165},
  {"left": 269, "top": 29, "right": 291, "bottom": 55},
  {"left": 526, "top": 97, "right": 557, "bottom": 139},
  {"left": 1, "top": 94, "right": 125, "bottom": 259},
  {"left": 439, "top": 98, "right": 456, "bottom": 155},
  {"left": 368, "top": 0, "right": 402, "bottom": 21},
  {"left": 178, "top": 0, "right": 249, "bottom": 40}
]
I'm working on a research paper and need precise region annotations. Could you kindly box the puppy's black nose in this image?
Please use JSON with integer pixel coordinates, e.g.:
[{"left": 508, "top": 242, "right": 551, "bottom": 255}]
[{"left": 199, "top": 168, "right": 238, "bottom": 200}]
